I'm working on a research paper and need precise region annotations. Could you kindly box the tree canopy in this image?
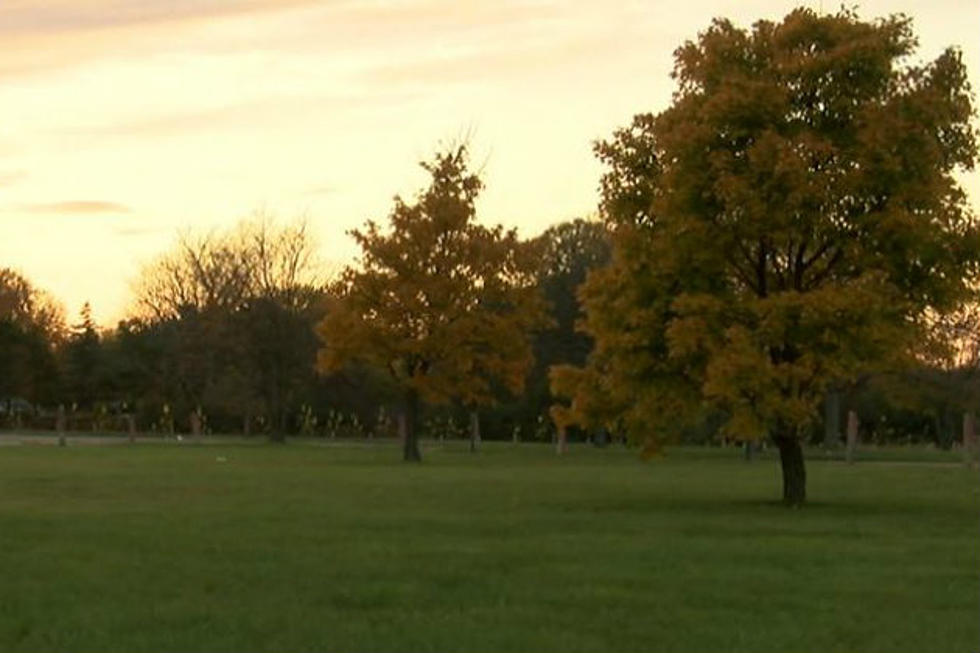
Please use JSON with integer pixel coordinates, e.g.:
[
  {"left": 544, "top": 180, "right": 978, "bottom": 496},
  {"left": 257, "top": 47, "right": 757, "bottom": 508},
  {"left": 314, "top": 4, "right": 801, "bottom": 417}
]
[
  {"left": 126, "top": 217, "right": 324, "bottom": 439},
  {"left": 0, "top": 268, "right": 64, "bottom": 408},
  {"left": 317, "top": 145, "right": 546, "bottom": 461},
  {"left": 553, "top": 8, "right": 980, "bottom": 504}
]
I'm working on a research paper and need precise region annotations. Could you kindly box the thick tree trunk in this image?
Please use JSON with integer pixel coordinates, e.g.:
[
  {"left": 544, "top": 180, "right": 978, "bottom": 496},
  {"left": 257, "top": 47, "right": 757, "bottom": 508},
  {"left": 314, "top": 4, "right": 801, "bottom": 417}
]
[
  {"left": 824, "top": 390, "right": 841, "bottom": 448},
  {"left": 190, "top": 407, "right": 202, "bottom": 439},
  {"left": 556, "top": 425, "right": 567, "bottom": 455},
  {"left": 402, "top": 388, "right": 422, "bottom": 462},
  {"left": 469, "top": 410, "right": 481, "bottom": 453},
  {"left": 774, "top": 435, "right": 806, "bottom": 506}
]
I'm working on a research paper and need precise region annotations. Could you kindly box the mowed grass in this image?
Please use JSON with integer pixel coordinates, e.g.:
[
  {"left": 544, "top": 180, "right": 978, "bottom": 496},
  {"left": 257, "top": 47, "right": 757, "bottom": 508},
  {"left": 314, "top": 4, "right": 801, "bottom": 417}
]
[{"left": 0, "top": 441, "right": 976, "bottom": 652}]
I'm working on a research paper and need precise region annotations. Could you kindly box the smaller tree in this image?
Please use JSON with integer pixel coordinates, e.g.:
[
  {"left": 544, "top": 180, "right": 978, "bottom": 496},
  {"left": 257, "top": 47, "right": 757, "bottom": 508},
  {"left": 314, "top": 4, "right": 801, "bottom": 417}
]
[
  {"left": 317, "top": 145, "right": 545, "bottom": 461},
  {"left": 61, "top": 302, "right": 103, "bottom": 409}
]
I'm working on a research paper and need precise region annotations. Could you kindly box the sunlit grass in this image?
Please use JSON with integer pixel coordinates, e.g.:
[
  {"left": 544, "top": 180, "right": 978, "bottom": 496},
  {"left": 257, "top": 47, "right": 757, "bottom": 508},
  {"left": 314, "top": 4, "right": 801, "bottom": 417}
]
[{"left": 0, "top": 441, "right": 976, "bottom": 652}]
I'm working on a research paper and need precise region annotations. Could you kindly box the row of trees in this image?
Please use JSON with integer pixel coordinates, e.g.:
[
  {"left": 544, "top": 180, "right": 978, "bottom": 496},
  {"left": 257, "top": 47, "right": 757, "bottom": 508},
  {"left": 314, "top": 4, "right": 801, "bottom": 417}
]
[
  {"left": 0, "top": 208, "right": 611, "bottom": 445},
  {"left": 1, "top": 9, "right": 977, "bottom": 504},
  {"left": 1, "top": 220, "right": 325, "bottom": 439}
]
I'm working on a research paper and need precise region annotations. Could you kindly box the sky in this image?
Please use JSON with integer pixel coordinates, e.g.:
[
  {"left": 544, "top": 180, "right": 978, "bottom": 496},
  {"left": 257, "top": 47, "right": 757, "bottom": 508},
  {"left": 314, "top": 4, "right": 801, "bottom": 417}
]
[{"left": 1, "top": 0, "right": 978, "bottom": 325}]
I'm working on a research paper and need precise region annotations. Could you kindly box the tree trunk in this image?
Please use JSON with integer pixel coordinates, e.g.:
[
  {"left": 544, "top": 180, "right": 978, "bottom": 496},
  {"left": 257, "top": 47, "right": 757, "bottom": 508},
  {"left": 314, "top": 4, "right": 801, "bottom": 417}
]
[
  {"left": 57, "top": 409, "right": 67, "bottom": 446},
  {"left": 469, "top": 410, "right": 481, "bottom": 453},
  {"left": 824, "top": 390, "right": 841, "bottom": 448},
  {"left": 774, "top": 435, "right": 806, "bottom": 506},
  {"left": 964, "top": 411, "right": 976, "bottom": 465},
  {"left": 402, "top": 388, "right": 421, "bottom": 462},
  {"left": 556, "top": 425, "right": 567, "bottom": 455},
  {"left": 190, "top": 407, "right": 202, "bottom": 439},
  {"left": 56, "top": 405, "right": 66, "bottom": 437},
  {"left": 845, "top": 410, "right": 858, "bottom": 464}
]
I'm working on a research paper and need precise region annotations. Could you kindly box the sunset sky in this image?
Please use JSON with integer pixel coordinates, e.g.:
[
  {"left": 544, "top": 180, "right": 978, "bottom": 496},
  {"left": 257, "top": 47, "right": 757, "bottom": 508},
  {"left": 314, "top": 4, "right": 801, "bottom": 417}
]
[{"left": 1, "top": 0, "right": 977, "bottom": 325}]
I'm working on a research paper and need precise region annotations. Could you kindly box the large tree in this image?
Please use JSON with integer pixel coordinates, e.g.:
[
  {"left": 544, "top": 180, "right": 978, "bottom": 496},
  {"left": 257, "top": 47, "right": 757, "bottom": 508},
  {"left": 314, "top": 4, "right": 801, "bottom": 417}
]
[
  {"left": 317, "top": 145, "right": 545, "bottom": 461},
  {"left": 554, "top": 8, "right": 979, "bottom": 504}
]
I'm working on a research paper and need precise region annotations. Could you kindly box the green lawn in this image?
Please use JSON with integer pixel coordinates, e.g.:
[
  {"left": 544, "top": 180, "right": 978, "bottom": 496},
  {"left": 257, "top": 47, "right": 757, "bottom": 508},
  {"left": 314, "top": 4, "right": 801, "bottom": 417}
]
[{"left": 0, "top": 440, "right": 976, "bottom": 652}]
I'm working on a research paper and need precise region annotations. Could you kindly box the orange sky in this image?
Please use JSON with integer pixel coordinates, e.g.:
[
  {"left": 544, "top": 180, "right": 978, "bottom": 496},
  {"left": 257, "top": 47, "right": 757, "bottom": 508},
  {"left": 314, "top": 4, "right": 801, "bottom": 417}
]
[{"left": 1, "top": 0, "right": 977, "bottom": 325}]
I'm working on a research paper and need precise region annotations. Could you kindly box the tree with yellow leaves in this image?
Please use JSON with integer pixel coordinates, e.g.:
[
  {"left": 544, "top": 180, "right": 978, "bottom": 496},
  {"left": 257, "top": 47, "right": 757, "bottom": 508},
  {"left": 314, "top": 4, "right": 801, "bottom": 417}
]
[
  {"left": 554, "top": 8, "right": 980, "bottom": 504},
  {"left": 317, "top": 145, "right": 545, "bottom": 461}
]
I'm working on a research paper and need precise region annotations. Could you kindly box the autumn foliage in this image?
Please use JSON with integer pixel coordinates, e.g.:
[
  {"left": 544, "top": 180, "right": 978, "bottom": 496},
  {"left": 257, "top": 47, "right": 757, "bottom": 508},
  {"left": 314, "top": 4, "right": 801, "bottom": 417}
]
[
  {"left": 316, "top": 146, "right": 546, "bottom": 461},
  {"left": 553, "top": 8, "right": 980, "bottom": 504}
]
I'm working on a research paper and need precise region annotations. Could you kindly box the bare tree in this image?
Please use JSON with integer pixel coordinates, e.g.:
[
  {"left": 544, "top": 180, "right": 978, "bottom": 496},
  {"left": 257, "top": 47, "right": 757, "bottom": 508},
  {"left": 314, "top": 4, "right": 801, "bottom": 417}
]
[
  {"left": 131, "top": 214, "right": 322, "bottom": 320},
  {"left": 239, "top": 213, "right": 319, "bottom": 309},
  {"left": 126, "top": 214, "right": 326, "bottom": 440}
]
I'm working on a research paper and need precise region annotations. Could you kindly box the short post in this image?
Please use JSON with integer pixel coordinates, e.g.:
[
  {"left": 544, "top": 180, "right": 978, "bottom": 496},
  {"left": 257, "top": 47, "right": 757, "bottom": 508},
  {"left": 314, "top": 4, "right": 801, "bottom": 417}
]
[
  {"left": 963, "top": 411, "right": 976, "bottom": 466},
  {"left": 162, "top": 404, "right": 174, "bottom": 437},
  {"left": 846, "top": 410, "right": 858, "bottom": 464},
  {"left": 190, "top": 407, "right": 202, "bottom": 439},
  {"left": 126, "top": 414, "right": 136, "bottom": 443}
]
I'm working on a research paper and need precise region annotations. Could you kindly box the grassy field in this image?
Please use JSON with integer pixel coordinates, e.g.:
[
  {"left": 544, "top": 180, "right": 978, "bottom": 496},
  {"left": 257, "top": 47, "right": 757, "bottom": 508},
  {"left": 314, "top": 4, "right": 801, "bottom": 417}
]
[{"left": 0, "top": 440, "right": 976, "bottom": 652}]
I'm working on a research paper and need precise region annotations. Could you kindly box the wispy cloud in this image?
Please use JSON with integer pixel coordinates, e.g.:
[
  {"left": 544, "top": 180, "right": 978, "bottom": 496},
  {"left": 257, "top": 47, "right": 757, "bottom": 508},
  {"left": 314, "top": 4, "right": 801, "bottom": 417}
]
[
  {"left": 362, "top": 31, "right": 625, "bottom": 88},
  {"left": 0, "top": 0, "right": 323, "bottom": 38},
  {"left": 0, "top": 0, "right": 570, "bottom": 80},
  {"left": 19, "top": 201, "right": 132, "bottom": 214},
  {"left": 304, "top": 183, "right": 338, "bottom": 196},
  {"left": 113, "top": 224, "right": 163, "bottom": 237},
  {"left": 45, "top": 85, "right": 422, "bottom": 143},
  {"left": 0, "top": 0, "right": 325, "bottom": 79},
  {"left": 0, "top": 170, "right": 28, "bottom": 187}
]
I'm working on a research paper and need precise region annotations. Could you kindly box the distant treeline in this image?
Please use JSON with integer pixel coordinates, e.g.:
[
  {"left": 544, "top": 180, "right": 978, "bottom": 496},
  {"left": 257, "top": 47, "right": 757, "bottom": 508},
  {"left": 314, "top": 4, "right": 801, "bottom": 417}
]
[{"left": 0, "top": 216, "right": 610, "bottom": 442}]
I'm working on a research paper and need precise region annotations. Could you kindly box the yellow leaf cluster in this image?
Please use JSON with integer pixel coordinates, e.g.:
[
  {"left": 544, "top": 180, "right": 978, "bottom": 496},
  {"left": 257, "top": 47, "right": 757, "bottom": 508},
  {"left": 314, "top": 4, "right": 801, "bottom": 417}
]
[{"left": 317, "top": 146, "right": 548, "bottom": 411}]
